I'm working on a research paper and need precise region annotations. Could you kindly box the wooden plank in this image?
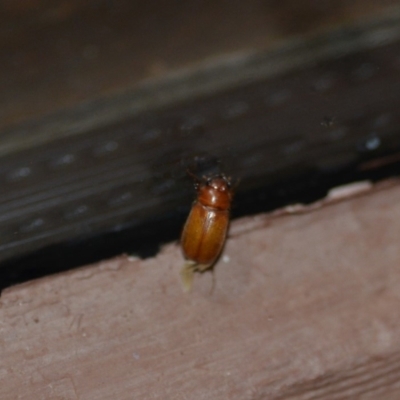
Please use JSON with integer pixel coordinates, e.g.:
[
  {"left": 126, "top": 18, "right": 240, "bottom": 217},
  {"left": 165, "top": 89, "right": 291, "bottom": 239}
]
[
  {"left": 1, "top": 180, "right": 400, "bottom": 399},
  {"left": 2, "top": 1, "right": 400, "bottom": 268},
  {"left": 1, "top": 0, "right": 398, "bottom": 133},
  {"left": 2, "top": 37, "right": 400, "bottom": 267}
]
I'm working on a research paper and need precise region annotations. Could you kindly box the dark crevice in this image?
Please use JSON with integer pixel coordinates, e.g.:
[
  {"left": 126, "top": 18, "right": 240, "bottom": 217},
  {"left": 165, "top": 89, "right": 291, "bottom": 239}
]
[{"left": 1, "top": 152, "right": 399, "bottom": 292}]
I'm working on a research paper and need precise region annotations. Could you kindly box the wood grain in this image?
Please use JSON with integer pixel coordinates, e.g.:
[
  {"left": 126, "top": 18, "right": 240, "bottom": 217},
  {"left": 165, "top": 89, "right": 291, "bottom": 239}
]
[{"left": 1, "top": 180, "right": 400, "bottom": 399}]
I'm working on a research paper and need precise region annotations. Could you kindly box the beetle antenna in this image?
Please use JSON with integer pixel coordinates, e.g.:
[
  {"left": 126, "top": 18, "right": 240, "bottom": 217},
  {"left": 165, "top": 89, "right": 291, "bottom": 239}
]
[{"left": 186, "top": 169, "right": 201, "bottom": 189}]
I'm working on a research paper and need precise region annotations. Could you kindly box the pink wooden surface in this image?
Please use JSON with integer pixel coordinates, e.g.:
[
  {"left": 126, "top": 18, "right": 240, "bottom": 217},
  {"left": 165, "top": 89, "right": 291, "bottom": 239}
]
[{"left": 1, "top": 180, "right": 400, "bottom": 399}]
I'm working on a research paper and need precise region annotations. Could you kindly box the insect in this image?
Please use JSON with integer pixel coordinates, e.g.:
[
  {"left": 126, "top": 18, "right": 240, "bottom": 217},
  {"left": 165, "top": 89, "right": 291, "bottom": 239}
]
[{"left": 180, "top": 173, "right": 233, "bottom": 291}]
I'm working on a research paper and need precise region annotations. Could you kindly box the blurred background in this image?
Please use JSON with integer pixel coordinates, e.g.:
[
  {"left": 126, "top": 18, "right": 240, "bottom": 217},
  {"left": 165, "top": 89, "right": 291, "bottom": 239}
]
[{"left": 1, "top": 0, "right": 400, "bottom": 289}]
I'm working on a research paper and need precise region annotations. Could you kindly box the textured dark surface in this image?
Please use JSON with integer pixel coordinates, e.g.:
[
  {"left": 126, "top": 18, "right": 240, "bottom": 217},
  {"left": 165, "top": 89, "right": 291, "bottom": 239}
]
[
  {"left": 1, "top": 0, "right": 399, "bottom": 133},
  {"left": 1, "top": 37, "right": 400, "bottom": 267}
]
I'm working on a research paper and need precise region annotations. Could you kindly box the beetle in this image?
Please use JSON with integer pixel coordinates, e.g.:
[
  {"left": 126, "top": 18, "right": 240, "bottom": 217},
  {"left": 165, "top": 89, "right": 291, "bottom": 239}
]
[{"left": 180, "top": 174, "right": 233, "bottom": 291}]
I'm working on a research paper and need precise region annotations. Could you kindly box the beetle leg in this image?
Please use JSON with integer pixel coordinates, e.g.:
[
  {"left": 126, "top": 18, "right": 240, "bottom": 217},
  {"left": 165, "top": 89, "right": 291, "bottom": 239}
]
[
  {"left": 197, "top": 263, "right": 212, "bottom": 272},
  {"left": 180, "top": 262, "right": 213, "bottom": 292}
]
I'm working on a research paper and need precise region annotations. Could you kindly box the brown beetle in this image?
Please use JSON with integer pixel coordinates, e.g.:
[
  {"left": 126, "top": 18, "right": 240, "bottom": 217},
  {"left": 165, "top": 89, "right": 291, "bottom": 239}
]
[{"left": 180, "top": 174, "right": 233, "bottom": 291}]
